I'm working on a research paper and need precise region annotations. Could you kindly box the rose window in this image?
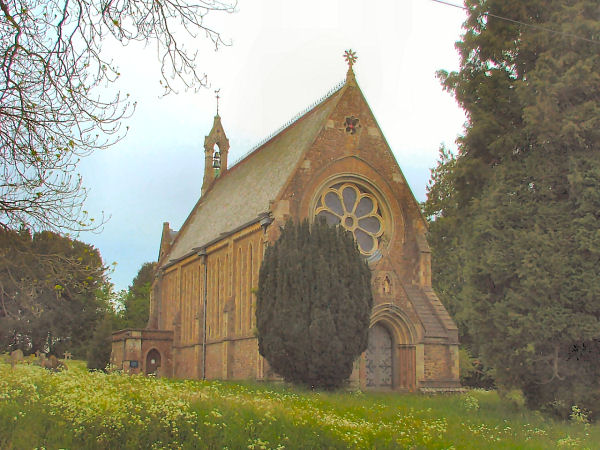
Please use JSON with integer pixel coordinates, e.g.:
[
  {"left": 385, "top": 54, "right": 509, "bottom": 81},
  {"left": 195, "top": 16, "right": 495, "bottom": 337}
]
[{"left": 315, "top": 183, "right": 384, "bottom": 256}]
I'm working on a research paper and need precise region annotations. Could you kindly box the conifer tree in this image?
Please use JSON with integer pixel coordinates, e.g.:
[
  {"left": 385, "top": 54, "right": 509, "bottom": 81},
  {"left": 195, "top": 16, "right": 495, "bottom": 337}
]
[
  {"left": 256, "top": 219, "right": 372, "bottom": 389},
  {"left": 427, "top": 0, "right": 600, "bottom": 417}
]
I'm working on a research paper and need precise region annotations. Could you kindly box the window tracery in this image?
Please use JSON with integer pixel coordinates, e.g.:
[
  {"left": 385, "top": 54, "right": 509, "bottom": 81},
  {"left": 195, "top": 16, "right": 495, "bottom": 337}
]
[
  {"left": 314, "top": 182, "right": 385, "bottom": 257},
  {"left": 345, "top": 116, "right": 359, "bottom": 134}
]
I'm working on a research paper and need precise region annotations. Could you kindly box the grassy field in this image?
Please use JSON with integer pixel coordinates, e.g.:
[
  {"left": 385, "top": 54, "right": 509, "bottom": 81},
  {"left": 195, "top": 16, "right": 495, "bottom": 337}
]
[{"left": 0, "top": 360, "right": 598, "bottom": 449}]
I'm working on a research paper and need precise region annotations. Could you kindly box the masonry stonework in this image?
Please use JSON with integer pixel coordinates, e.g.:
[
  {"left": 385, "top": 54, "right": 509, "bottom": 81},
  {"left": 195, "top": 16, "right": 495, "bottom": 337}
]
[{"left": 111, "top": 62, "right": 460, "bottom": 391}]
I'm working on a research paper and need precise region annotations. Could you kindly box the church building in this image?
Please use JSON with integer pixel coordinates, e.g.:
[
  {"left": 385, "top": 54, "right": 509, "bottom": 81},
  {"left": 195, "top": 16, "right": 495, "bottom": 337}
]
[{"left": 111, "top": 52, "right": 460, "bottom": 391}]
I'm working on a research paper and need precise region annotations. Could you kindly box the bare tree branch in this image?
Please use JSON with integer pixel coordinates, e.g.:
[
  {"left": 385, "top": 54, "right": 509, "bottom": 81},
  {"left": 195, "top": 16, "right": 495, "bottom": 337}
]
[{"left": 0, "top": 0, "right": 235, "bottom": 232}]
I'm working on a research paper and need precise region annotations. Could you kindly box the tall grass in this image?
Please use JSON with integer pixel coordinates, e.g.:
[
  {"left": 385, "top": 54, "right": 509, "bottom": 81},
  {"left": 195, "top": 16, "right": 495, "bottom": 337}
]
[{"left": 0, "top": 360, "right": 597, "bottom": 449}]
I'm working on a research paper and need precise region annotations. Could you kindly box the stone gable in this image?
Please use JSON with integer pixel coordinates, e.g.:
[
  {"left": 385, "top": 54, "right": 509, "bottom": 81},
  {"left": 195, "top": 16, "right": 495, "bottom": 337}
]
[{"left": 112, "top": 62, "right": 460, "bottom": 392}]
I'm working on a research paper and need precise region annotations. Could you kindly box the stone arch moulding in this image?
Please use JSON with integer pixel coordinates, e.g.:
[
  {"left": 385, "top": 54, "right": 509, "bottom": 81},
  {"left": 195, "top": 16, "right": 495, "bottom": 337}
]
[
  {"left": 307, "top": 173, "right": 405, "bottom": 264},
  {"left": 145, "top": 348, "right": 162, "bottom": 375},
  {"left": 368, "top": 303, "right": 419, "bottom": 391},
  {"left": 297, "top": 157, "right": 408, "bottom": 248},
  {"left": 370, "top": 303, "right": 418, "bottom": 345},
  {"left": 314, "top": 179, "right": 389, "bottom": 259},
  {"left": 309, "top": 173, "right": 396, "bottom": 232}
]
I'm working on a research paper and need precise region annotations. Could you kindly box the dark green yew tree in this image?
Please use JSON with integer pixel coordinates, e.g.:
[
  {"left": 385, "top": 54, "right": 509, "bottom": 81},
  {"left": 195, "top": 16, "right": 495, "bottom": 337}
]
[
  {"left": 256, "top": 219, "right": 372, "bottom": 389},
  {"left": 427, "top": 0, "right": 600, "bottom": 417}
]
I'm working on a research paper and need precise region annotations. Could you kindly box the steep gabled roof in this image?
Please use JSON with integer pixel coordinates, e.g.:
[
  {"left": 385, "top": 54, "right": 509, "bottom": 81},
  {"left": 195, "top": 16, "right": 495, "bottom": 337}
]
[{"left": 162, "top": 85, "right": 345, "bottom": 266}]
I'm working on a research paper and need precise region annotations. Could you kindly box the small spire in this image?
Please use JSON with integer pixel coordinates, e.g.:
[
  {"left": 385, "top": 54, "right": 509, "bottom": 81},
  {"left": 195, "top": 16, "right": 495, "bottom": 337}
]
[{"left": 215, "top": 89, "right": 221, "bottom": 116}]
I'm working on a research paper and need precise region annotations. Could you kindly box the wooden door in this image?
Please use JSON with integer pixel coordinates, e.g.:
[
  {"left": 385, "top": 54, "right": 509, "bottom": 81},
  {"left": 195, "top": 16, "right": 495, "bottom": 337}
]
[
  {"left": 145, "top": 349, "right": 161, "bottom": 375},
  {"left": 365, "top": 324, "right": 393, "bottom": 389}
]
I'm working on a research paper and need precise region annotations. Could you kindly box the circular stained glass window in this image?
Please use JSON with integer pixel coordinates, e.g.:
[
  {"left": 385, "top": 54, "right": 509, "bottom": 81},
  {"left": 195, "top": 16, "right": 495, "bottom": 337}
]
[{"left": 315, "top": 182, "right": 384, "bottom": 256}]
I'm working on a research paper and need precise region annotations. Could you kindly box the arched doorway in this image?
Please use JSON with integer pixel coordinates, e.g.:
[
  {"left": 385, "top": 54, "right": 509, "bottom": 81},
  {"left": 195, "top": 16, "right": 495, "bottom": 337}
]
[
  {"left": 145, "top": 349, "right": 161, "bottom": 375},
  {"left": 365, "top": 323, "right": 393, "bottom": 389},
  {"left": 366, "top": 304, "right": 418, "bottom": 391}
]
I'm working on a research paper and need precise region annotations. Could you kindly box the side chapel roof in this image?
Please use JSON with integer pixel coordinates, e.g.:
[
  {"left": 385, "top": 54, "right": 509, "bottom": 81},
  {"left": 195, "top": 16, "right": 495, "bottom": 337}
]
[{"left": 162, "top": 83, "right": 345, "bottom": 266}]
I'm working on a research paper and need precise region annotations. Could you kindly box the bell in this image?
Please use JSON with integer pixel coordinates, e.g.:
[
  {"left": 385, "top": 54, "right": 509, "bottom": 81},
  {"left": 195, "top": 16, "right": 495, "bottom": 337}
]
[{"left": 212, "top": 151, "right": 221, "bottom": 169}]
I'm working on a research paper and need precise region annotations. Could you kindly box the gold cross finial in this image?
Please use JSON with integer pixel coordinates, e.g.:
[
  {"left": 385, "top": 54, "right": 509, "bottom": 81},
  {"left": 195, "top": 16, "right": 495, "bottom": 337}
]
[
  {"left": 343, "top": 49, "right": 358, "bottom": 69},
  {"left": 215, "top": 89, "right": 221, "bottom": 116}
]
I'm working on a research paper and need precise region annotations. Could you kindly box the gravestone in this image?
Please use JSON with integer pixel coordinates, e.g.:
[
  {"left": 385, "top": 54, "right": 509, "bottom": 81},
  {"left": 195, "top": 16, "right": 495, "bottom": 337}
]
[
  {"left": 10, "top": 349, "right": 24, "bottom": 368},
  {"left": 42, "top": 355, "right": 67, "bottom": 372}
]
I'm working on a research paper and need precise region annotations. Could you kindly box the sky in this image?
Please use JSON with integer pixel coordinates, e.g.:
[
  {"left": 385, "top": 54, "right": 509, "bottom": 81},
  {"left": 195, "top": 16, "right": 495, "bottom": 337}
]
[{"left": 77, "top": 0, "right": 468, "bottom": 291}]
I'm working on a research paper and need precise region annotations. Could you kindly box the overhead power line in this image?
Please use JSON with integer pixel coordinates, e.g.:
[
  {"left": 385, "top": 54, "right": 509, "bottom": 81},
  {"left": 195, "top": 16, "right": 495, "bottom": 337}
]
[{"left": 430, "top": 0, "right": 600, "bottom": 45}]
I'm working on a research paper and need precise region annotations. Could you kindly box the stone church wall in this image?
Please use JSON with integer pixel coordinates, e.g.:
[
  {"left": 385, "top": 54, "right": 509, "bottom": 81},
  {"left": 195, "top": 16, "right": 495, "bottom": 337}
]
[
  {"left": 122, "top": 70, "right": 460, "bottom": 391},
  {"left": 205, "top": 342, "right": 224, "bottom": 379},
  {"left": 159, "top": 269, "right": 178, "bottom": 334},
  {"left": 423, "top": 344, "right": 459, "bottom": 387},
  {"left": 111, "top": 336, "right": 125, "bottom": 370},
  {"left": 174, "top": 346, "right": 200, "bottom": 379},
  {"left": 179, "top": 261, "right": 202, "bottom": 348},
  {"left": 228, "top": 338, "right": 259, "bottom": 379},
  {"left": 145, "top": 224, "right": 265, "bottom": 381},
  {"left": 112, "top": 329, "right": 174, "bottom": 376}
]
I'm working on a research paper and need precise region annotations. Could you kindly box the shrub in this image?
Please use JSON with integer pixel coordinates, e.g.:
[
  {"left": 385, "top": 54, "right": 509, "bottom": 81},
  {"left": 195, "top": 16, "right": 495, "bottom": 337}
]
[{"left": 459, "top": 347, "right": 495, "bottom": 389}]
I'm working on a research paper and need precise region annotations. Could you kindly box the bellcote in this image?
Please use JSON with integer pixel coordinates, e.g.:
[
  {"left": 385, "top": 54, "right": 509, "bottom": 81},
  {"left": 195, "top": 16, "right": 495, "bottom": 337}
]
[{"left": 202, "top": 114, "right": 230, "bottom": 195}]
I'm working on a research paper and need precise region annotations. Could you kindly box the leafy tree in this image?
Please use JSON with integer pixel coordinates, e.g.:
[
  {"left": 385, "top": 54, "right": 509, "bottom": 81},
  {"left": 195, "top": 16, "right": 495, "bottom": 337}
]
[
  {"left": 0, "top": 228, "right": 110, "bottom": 357},
  {"left": 256, "top": 219, "right": 373, "bottom": 389},
  {"left": 0, "top": 0, "right": 234, "bottom": 232},
  {"left": 86, "top": 312, "right": 114, "bottom": 370},
  {"left": 120, "top": 262, "right": 156, "bottom": 329},
  {"left": 84, "top": 262, "right": 155, "bottom": 368},
  {"left": 427, "top": 0, "right": 600, "bottom": 417}
]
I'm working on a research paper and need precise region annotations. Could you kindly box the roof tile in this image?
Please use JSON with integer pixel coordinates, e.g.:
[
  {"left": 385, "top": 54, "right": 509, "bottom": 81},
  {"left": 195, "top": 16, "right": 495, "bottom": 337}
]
[{"left": 165, "top": 87, "right": 344, "bottom": 263}]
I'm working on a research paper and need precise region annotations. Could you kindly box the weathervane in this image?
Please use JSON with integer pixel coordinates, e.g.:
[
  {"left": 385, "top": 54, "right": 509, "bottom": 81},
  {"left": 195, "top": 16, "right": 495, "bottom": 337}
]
[
  {"left": 215, "top": 89, "right": 221, "bottom": 116},
  {"left": 343, "top": 49, "right": 358, "bottom": 69}
]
